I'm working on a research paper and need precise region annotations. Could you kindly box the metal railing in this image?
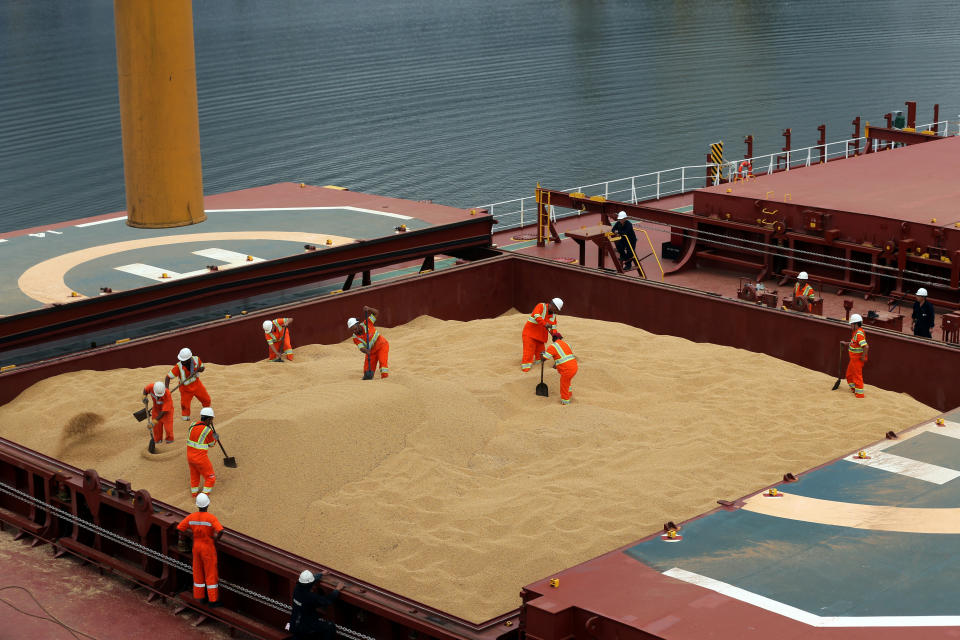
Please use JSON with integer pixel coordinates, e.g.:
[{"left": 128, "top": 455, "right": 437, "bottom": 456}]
[{"left": 481, "top": 120, "right": 952, "bottom": 233}]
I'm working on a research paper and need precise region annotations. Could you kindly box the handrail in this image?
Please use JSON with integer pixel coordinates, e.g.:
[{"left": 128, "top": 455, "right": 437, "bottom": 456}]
[
  {"left": 638, "top": 228, "right": 664, "bottom": 281},
  {"left": 480, "top": 120, "right": 952, "bottom": 232}
]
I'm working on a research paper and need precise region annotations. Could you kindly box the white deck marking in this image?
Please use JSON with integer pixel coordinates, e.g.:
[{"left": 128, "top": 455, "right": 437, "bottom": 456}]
[
  {"left": 206, "top": 206, "right": 414, "bottom": 220},
  {"left": 844, "top": 419, "right": 960, "bottom": 484},
  {"left": 115, "top": 249, "right": 264, "bottom": 282},
  {"left": 75, "top": 216, "right": 127, "bottom": 227},
  {"left": 192, "top": 248, "right": 265, "bottom": 264},
  {"left": 664, "top": 568, "right": 960, "bottom": 627}
]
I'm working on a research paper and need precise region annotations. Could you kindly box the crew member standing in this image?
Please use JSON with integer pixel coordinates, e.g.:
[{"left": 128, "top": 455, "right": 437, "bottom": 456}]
[
  {"left": 348, "top": 305, "right": 389, "bottom": 380},
  {"left": 841, "top": 313, "right": 869, "bottom": 398},
  {"left": 541, "top": 333, "right": 579, "bottom": 405},
  {"left": 521, "top": 298, "right": 562, "bottom": 372},
  {"left": 186, "top": 407, "right": 218, "bottom": 499},
  {"left": 793, "top": 271, "right": 816, "bottom": 311},
  {"left": 142, "top": 381, "right": 174, "bottom": 444},
  {"left": 263, "top": 318, "right": 294, "bottom": 361},
  {"left": 177, "top": 494, "right": 224, "bottom": 607},
  {"left": 165, "top": 348, "right": 212, "bottom": 421},
  {"left": 289, "top": 570, "right": 343, "bottom": 640},
  {"left": 912, "top": 287, "right": 935, "bottom": 338},
  {"left": 611, "top": 211, "right": 638, "bottom": 270}
]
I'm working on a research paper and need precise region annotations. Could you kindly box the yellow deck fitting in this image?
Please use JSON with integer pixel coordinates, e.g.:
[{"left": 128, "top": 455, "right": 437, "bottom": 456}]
[
  {"left": 322, "top": 185, "right": 348, "bottom": 190},
  {"left": 0, "top": 364, "right": 16, "bottom": 372},
  {"left": 115, "top": 338, "right": 130, "bottom": 344},
  {"left": 548, "top": 578, "right": 560, "bottom": 588}
]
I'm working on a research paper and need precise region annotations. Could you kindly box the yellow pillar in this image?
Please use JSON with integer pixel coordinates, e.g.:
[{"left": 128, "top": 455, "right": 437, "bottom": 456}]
[{"left": 114, "top": 0, "right": 205, "bottom": 228}]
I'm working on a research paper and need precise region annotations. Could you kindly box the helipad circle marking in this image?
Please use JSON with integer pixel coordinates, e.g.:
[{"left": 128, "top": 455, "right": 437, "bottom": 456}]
[{"left": 18, "top": 231, "right": 354, "bottom": 304}]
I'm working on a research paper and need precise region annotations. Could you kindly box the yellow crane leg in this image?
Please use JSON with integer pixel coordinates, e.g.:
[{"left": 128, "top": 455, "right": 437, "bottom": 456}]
[{"left": 114, "top": 0, "right": 205, "bottom": 228}]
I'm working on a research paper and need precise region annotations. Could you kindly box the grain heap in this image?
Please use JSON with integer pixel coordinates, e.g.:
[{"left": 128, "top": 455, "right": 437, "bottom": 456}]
[{"left": 0, "top": 312, "right": 936, "bottom": 622}]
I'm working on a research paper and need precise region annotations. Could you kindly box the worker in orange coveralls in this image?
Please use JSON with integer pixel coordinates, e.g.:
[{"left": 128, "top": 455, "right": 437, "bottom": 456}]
[
  {"left": 165, "top": 347, "right": 212, "bottom": 422},
  {"left": 841, "top": 313, "right": 869, "bottom": 398},
  {"left": 177, "top": 493, "right": 224, "bottom": 607},
  {"left": 142, "top": 381, "right": 175, "bottom": 444},
  {"left": 348, "top": 305, "right": 389, "bottom": 380},
  {"left": 541, "top": 333, "right": 579, "bottom": 405},
  {"left": 263, "top": 317, "right": 294, "bottom": 361},
  {"left": 793, "top": 271, "right": 816, "bottom": 311},
  {"left": 521, "top": 297, "right": 563, "bottom": 372},
  {"left": 187, "top": 407, "right": 218, "bottom": 498}
]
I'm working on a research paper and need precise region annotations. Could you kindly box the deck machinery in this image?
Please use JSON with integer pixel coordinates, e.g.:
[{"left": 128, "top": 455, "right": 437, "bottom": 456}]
[{"left": 538, "top": 132, "right": 960, "bottom": 309}]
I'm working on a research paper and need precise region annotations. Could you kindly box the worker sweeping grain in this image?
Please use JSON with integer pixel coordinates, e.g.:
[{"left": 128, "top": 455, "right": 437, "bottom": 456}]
[
  {"left": 165, "top": 348, "right": 212, "bottom": 421},
  {"left": 263, "top": 317, "right": 295, "bottom": 361},
  {"left": 177, "top": 493, "right": 224, "bottom": 607},
  {"left": 521, "top": 298, "right": 562, "bottom": 372},
  {"left": 186, "top": 407, "right": 218, "bottom": 498},
  {"left": 142, "top": 380, "right": 174, "bottom": 444},
  {"left": 289, "top": 570, "right": 343, "bottom": 640},
  {"left": 541, "top": 333, "right": 578, "bottom": 405},
  {"left": 349, "top": 306, "right": 389, "bottom": 380},
  {"left": 793, "top": 272, "right": 816, "bottom": 312},
  {"left": 841, "top": 314, "right": 869, "bottom": 398}
]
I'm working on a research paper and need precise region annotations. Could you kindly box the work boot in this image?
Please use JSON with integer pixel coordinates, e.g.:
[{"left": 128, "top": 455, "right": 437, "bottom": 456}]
[{"left": 362, "top": 370, "right": 374, "bottom": 380}]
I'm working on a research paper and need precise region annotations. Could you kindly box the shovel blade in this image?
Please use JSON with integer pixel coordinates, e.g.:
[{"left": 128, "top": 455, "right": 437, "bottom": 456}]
[
  {"left": 831, "top": 378, "right": 842, "bottom": 391},
  {"left": 223, "top": 457, "right": 238, "bottom": 468},
  {"left": 535, "top": 382, "right": 549, "bottom": 397},
  {"left": 133, "top": 407, "right": 148, "bottom": 422},
  {"left": 148, "top": 439, "right": 156, "bottom": 454}
]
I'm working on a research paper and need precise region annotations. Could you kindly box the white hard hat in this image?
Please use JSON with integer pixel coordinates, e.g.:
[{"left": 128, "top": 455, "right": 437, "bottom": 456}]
[
  {"left": 849, "top": 313, "right": 863, "bottom": 324},
  {"left": 196, "top": 494, "right": 210, "bottom": 508},
  {"left": 200, "top": 407, "right": 215, "bottom": 418},
  {"left": 617, "top": 211, "right": 627, "bottom": 220},
  {"left": 917, "top": 288, "right": 928, "bottom": 297},
  {"left": 551, "top": 297, "right": 563, "bottom": 311},
  {"left": 178, "top": 347, "right": 192, "bottom": 361},
  {"left": 153, "top": 381, "right": 166, "bottom": 397},
  {"left": 797, "top": 271, "right": 808, "bottom": 280},
  {"left": 298, "top": 570, "right": 315, "bottom": 584},
  {"left": 347, "top": 317, "right": 359, "bottom": 329},
  {"left": 262, "top": 320, "right": 273, "bottom": 332}
]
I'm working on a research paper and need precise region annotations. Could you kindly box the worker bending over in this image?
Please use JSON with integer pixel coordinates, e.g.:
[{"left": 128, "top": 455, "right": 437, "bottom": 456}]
[
  {"left": 263, "top": 317, "right": 294, "bottom": 361},
  {"left": 794, "top": 272, "right": 816, "bottom": 311},
  {"left": 187, "top": 407, "right": 218, "bottom": 499},
  {"left": 611, "top": 211, "right": 638, "bottom": 270},
  {"left": 348, "top": 306, "right": 389, "bottom": 380},
  {"left": 521, "top": 298, "right": 562, "bottom": 372},
  {"left": 841, "top": 313, "right": 869, "bottom": 398},
  {"left": 165, "top": 348, "right": 212, "bottom": 421},
  {"left": 177, "top": 494, "right": 224, "bottom": 607},
  {"left": 142, "top": 381, "right": 174, "bottom": 444},
  {"left": 541, "top": 333, "right": 579, "bottom": 405},
  {"left": 289, "top": 570, "right": 344, "bottom": 640}
]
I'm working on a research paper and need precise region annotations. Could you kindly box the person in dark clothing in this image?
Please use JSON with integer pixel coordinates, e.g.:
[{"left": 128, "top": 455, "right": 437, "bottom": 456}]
[
  {"left": 912, "top": 287, "right": 935, "bottom": 338},
  {"left": 289, "top": 570, "right": 343, "bottom": 640},
  {"left": 611, "top": 211, "right": 638, "bottom": 269}
]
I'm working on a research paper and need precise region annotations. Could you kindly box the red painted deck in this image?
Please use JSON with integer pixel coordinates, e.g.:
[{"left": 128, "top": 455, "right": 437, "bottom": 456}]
[{"left": 700, "top": 135, "right": 960, "bottom": 226}]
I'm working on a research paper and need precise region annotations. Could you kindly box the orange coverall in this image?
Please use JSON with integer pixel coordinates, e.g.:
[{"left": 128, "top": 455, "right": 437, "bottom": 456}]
[
  {"left": 187, "top": 421, "right": 217, "bottom": 497},
  {"left": 353, "top": 315, "right": 389, "bottom": 378},
  {"left": 794, "top": 282, "right": 816, "bottom": 301},
  {"left": 846, "top": 326, "right": 868, "bottom": 398},
  {"left": 543, "top": 339, "right": 578, "bottom": 404},
  {"left": 265, "top": 318, "right": 294, "bottom": 361},
  {"left": 170, "top": 356, "right": 211, "bottom": 420},
  {"left": 521, "top": 303, "right": 557, "bottom": 372},
  {"left": 142, "top": 384, "right": 174, "bottom": 443},
  {"left": 177, "top": 511, "right": 224, "bottom": 603}
]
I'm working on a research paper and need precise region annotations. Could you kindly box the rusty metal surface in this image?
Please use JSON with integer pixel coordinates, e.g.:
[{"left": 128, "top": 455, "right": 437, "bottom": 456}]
[{"left": 0, "top": 216, "right": 495, "bottom": 353}]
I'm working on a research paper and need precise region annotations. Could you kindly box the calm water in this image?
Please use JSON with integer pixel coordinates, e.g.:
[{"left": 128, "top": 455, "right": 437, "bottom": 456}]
[{"left": 1, "top": 0, "right": 958, "bottom": 232}]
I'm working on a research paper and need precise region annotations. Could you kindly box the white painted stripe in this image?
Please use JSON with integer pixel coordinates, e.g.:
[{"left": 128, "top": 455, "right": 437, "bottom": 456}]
[
  {"left": 844, "top": 419, "right": 960, "bottom": 484},
  {"left": 114, "top": 264, "right": 181, "bottom": 281},
  {"left": 75, "top": 216, "right": 127, "bottom": 227},
  {"left": 847, "top": 451, "right": 960, "bottom": 484},
  {"left": 192, "top": 248, "right": 264, "bottom": 264},
  {"left": 664, "top": 568, "right": 960, "bottom": 627},
  {"left": 206, "top": 206, "right": 414, "bottom": 220},
  {"left": 0, "top": 238, "right": 6, "bottom": 243}
]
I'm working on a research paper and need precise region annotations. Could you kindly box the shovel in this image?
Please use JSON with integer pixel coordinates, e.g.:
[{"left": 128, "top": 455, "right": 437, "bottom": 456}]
[
  {"left": 133, "top": 401, "right": 156, "bottom": 454},
  {"left": 209, "top": 424, "right": 238, "bottom": 468},
  {"left": 831, "top": 343, "right": 844, "bottom": 390},
  {"left": 535, "top": 359, "right": 549, "bottom": 397}
]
